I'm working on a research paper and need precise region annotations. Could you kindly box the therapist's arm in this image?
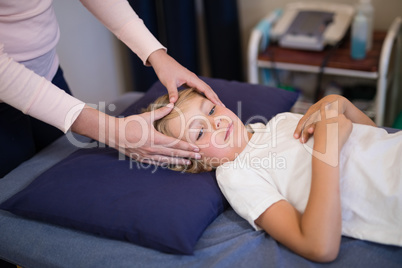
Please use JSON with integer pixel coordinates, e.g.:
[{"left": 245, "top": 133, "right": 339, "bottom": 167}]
[
  {"left": 0, "top": 44, "right": 85, "bottom": 133},
  {"left": 79, "top": 0, "right": 223, "bottom": 107},
  {"left": 71, "top": 104, "right": 200, "bottom": 165},
  {"left": 0, "top": 45, "right": 199, "bottom": 165}
]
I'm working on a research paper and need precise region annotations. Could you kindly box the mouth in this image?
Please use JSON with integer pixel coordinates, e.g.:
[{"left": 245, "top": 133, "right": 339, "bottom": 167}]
[{"left": 224, "top": 122, "right": 233, "bottom": 141}]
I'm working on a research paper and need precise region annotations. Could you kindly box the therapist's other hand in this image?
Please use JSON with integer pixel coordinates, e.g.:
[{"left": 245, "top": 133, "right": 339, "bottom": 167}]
[
  {"left": 115, "top": 104, "right": 201, "bottom": 165},
  {"left": 71, "top": 105, "right": 201, "bottom": 166},
  {"left": 148, "top": 49, "right": 224, "bottom": 106}
]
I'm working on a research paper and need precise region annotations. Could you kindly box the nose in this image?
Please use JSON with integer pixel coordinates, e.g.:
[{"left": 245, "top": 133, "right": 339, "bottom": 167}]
[
  {"left": 214, "top": 118, "right": 221, "bottom": 130},
  {"left": 212, "top": 117, "right": 228, "bottom": 130}
]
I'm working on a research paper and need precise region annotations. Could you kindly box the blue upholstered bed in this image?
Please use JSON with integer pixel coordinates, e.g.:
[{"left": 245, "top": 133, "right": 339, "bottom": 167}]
[{"left": 1, "top": 78, "right": 401, "bottom": 267}]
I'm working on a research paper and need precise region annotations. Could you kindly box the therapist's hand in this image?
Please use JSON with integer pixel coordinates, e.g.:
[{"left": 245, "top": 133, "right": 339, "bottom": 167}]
[
  {"left": 71, "top": 105, "right": 201, "bottom": 165},
  {"left": 148, "top": 49, "right": 224, "bottom": 106},
  {"left": 115, "top": 104, "right": 201, "bottom": 165}
]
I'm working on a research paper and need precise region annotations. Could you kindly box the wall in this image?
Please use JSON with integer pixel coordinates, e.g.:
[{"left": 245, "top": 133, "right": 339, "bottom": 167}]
[{"left": 53, "top": 0, "right": 126, "bottom": 104}]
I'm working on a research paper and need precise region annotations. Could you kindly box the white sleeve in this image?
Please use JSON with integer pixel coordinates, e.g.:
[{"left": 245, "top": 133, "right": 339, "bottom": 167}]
[
  {"left": 79, "top": 0, "right": 166, "bottom": 65},
  {"left": 0, "top": 44, "right": 85, "bottom": 133},
  {"left": 216, "top": 165, "right": 286, "bottom": 230}
]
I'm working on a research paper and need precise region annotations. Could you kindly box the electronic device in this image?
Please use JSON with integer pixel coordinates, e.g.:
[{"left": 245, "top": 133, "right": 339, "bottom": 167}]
[{"left": 270, "top": 2, "right": 355, "bottom": 50}]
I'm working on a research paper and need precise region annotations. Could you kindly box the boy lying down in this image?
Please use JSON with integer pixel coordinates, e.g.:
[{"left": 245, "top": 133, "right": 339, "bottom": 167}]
[{"left": 145, "top": 88, "right": 402, "bottom": 262}]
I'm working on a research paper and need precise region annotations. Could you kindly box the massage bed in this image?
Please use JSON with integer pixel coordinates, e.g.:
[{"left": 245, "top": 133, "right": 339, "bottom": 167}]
[{"left": 1, "top": 77, "right": 401, "bottom": 267}]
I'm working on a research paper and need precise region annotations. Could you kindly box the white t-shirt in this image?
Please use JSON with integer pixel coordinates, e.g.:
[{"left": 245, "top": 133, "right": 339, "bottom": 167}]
[{"left": 217, "top": 112, "right": 402, "bottom": 246}]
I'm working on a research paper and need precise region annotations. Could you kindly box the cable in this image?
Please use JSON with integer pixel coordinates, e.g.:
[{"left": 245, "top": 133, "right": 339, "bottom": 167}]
[
  {"left": 314, "top": 38, "right": 344, "bottom": 101},
  {"left": 267, "top": 46, "right": 282, "bottom": 87}
]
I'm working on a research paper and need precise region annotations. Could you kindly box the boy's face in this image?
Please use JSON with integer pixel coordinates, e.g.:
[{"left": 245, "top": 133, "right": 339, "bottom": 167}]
[{"left": 167, "top": 94, "right": 252, "bottom": 168}]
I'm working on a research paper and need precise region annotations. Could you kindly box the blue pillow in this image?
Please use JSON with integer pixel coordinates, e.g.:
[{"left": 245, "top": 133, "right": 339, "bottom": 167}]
[{"left": 0, "top": 77, "right": 298, "bottom": 254}]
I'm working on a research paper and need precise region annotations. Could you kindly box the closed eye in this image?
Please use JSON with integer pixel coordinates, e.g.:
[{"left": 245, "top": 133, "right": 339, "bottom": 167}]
[
  {"left": 209, "top": 106, "right": 216, "bottom": 115},
  {"left": 197, "top": 127, "right": 204, "bottom": 141}
]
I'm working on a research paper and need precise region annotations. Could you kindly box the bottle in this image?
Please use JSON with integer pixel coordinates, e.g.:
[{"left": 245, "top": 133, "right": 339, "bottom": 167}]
[
  {"left": 351, "top": 10, "right": 368, "bottom": 60},
  {"left": 357, "top": 0, "right": 374, "bottom": 51}
]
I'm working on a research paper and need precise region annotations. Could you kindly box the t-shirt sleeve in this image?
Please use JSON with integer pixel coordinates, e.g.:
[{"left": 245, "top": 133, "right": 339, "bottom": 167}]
[
  {"left": 79, "top": 0, "right": 166, "bottom": 65},
  {"left": 0, "top": 44, "right": 85, "bottom": 133},
  {"left": 216, "top": 165, "right": 286, "bottom": 231}
]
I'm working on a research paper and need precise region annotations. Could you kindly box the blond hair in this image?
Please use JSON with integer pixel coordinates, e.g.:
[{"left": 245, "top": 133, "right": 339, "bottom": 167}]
[{"left": 145, "top": 88, "right": 212, "bottom": 173}]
